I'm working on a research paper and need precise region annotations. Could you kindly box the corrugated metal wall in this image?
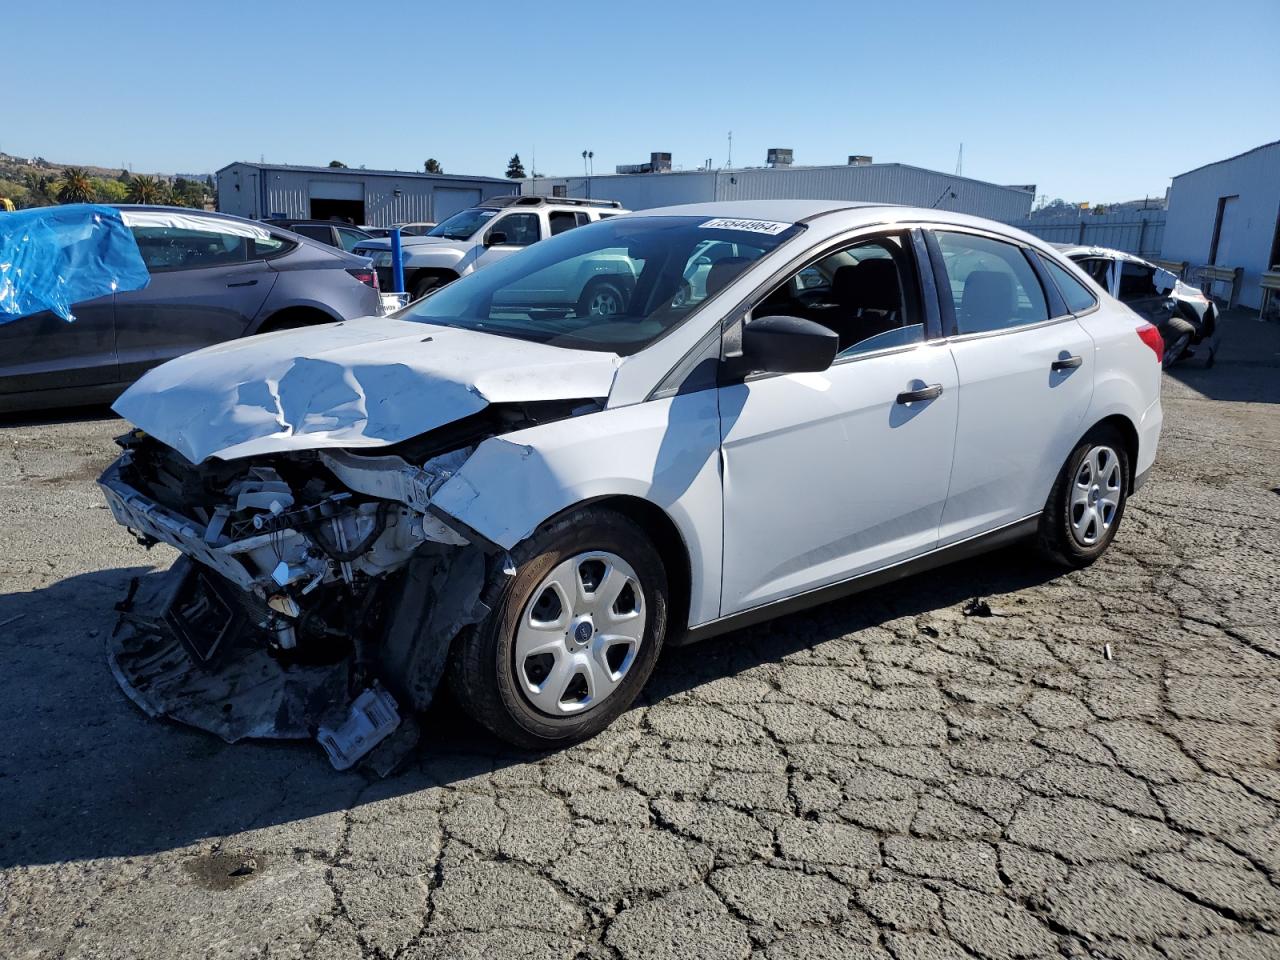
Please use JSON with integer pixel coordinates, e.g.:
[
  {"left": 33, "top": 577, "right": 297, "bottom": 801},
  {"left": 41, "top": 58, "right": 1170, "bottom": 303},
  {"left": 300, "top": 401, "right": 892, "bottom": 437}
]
[
  {"left": 216, "top": 164, "right": 513, "bottom": 225},
  {"left": 529, "top": 164, "right": 1033, "bottom": 221},
  {"left": 715, "top": 164, "right": 1034, "bottom": 222},
  {"left": 1161, "top": 143, "right": 1280, "bottom": 310},
  {"left": 1010, "top": 210, "right": 1166, "bottom": 257}
]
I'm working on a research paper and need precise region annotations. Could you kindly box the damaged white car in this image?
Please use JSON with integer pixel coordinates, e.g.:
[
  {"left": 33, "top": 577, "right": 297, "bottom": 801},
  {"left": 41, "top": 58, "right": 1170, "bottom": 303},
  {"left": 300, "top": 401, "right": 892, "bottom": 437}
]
[{"left": 101, "top": 200, "right": 1163, "bottom": 764}]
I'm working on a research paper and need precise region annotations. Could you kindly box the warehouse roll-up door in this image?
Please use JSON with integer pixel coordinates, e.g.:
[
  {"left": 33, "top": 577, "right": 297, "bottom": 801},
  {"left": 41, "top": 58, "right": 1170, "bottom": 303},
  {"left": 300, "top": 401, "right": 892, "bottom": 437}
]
[
  {"left": 309, "top": 179, "right": 365, "bottom": 223},
  {"left": 433, "top": 187, "right": 481, "bottom": 222}
]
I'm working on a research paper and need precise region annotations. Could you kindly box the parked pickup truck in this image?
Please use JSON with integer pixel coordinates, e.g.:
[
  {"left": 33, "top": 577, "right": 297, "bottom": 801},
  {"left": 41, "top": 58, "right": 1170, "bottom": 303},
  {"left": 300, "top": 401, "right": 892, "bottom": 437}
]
[{"left": 352, "top": 196, "right": 630, "bottom": 305}]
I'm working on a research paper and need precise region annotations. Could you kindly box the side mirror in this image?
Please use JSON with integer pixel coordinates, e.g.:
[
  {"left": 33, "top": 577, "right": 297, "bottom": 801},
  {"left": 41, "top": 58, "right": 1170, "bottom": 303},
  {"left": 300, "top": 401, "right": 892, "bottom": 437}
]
[
  {"left": 738, "top": 314, "right": 838, "bottom": 376},
  {"left": 485, "top": 231, "right": 507, "bottom": 247}
]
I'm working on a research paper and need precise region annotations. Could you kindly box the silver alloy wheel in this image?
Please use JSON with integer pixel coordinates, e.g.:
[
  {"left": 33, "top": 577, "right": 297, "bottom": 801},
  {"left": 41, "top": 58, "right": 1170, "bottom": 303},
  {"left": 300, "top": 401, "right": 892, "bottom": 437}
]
[
  {"left": 514, "top": 551, "right": 645, "bottom": 716},
  {"left": 1070, "top": 444, "right": 1123, "bottom": 546},
  {"left": 588, "top": 287, "right": 621, "bottom": 317}
]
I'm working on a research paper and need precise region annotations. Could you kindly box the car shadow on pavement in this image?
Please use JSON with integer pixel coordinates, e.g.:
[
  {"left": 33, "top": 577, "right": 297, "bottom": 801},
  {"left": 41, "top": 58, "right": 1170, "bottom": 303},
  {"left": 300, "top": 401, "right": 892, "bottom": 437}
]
[
  {"left": 0, "top": 404, "right": 121, "bottom": 428},
  {"left": 0, "top": 544, "right": 1058, "bottom": 870},
  {"left": 1165, "top": 310, "right": 1280, "bottom": 404}
]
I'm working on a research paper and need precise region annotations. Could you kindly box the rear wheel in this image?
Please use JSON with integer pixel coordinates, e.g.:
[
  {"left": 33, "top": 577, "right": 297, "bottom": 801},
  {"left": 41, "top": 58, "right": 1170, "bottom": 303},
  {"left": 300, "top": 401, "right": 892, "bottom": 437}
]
[
  {"left": 1037, "top": 427, "right": 1130, "bottom": 568},
  {"left": 448, "top": 507, "right": 668, "bottom": 749}
]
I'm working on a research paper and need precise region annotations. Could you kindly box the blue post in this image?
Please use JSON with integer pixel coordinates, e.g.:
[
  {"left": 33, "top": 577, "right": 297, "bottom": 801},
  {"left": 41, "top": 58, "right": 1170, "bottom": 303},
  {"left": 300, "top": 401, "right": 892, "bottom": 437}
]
[{"left": 390, "top": 227, "right": 405, "bottom": 295}]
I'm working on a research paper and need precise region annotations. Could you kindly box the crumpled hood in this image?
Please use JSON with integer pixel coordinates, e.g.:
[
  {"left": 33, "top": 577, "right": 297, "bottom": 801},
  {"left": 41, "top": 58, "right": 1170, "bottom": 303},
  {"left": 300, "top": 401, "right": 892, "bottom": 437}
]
[{"left": 112, "top": 316, "right": 621, "bottom": 463}]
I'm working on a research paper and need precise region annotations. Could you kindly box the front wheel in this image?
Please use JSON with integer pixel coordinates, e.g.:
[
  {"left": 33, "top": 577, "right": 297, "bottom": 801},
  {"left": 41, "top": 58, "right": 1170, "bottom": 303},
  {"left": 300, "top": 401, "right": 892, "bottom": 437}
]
[
  {"left": 1036, "top": 428, "right": 1130, "bottom": 568},
  {"left": 448, "top": 507, "right": 668, "bottom": 749},
  {"left": 411, "top": 274, "right": 444, "bottom": 301}
]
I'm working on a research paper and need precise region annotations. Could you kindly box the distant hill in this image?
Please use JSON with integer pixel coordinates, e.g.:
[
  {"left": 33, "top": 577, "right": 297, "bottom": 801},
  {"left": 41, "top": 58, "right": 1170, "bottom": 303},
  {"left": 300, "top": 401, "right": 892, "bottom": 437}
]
[
  {"left": 0, "top": 152, "right": 214, "bottom": 208},
  {"left": 0, "top": 152, "right": 211, "bottom": 184}
]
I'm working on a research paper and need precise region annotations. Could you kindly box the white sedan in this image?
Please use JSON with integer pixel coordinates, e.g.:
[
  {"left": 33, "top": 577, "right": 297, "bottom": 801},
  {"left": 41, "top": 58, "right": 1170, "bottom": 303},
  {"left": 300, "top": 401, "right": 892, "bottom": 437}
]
[{"left": 101, "top": 200, "right": 1163, "bottom": 754}]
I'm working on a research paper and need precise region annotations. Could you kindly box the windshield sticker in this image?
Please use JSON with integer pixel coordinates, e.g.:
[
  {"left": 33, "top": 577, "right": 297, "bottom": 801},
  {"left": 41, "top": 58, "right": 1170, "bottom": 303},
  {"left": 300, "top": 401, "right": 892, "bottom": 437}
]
[{"left": 700, "top": 218, "right": 792, "bottom": 235}]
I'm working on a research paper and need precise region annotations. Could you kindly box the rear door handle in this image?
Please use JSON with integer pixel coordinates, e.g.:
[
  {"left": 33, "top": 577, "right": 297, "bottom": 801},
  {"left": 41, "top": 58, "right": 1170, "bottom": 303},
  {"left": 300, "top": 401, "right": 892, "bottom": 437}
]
[
  {"left": 1051, "top": 355, "right": 1083, "bottom": 371},
  {"left": 227, "top": 279, "right": 258, "bottom": 288},
  {"left": 896, "top": 383, "right": 943, "bottom": 404}
]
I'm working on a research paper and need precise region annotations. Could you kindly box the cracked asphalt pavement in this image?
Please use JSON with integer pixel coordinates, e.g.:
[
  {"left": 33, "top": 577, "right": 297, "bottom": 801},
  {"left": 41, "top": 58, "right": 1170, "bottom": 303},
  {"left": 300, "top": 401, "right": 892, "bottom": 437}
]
[{"left": 2, "top": 311, "right": 1279, "bottom": 960}]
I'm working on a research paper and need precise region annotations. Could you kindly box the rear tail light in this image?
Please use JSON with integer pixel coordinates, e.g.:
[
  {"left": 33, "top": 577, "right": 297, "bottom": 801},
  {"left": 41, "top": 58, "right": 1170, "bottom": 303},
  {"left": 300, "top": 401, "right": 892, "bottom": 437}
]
[
  {"left": 346, "top": 267, "right": 379, "bottom": 291},
  {"left": 1136, "top": 322, "right": 1163, "bottom": 363}
]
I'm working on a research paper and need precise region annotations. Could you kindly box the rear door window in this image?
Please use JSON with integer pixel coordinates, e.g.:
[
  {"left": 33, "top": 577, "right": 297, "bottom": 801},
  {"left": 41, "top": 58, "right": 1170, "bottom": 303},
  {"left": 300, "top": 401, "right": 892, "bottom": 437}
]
[
  {"left": 1118, "top": 261, "right": 1161, "bottom": 302},
  {"left": 934, "top": 231, "right": 1049, "bottom": 335},
  {"left": 292, "top": 224, "right": 335, "bottom": 246},
  {"left": 130, "top": 226, "right": 250, "bottom": 271},
  {"left": 336, "top": 227, "right": 367, "bottom": 251}
]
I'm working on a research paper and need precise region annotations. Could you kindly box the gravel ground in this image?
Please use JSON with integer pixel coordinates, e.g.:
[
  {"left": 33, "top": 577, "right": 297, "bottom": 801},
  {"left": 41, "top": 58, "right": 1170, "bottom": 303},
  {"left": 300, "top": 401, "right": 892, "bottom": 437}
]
[{"left": 2, "top": 311, "right": 1278, "bottom": 960}]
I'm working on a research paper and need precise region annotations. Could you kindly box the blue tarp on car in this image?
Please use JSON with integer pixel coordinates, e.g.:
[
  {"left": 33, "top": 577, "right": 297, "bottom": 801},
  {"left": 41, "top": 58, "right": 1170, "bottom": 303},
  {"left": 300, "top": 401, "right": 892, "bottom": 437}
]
[{"left": 0, "top": 203, "right": 149, "bottom": 323}]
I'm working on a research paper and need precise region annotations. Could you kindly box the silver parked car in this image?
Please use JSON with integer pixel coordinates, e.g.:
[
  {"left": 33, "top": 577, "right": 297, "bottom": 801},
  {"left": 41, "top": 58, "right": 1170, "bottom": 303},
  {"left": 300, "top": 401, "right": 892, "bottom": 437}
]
[{"left": 0, "top": 206, "right": 380, "bottom": 413}]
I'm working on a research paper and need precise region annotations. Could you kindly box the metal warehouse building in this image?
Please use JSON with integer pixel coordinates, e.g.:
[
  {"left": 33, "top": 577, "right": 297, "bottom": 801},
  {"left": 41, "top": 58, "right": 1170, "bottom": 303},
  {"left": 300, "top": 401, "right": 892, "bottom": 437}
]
[
  {"left": 525, "top": 159, "right": 1035, "bottom": 222},
  {"left": 1161, "top": 141, "right": 1280, "bottom": 311},
  {"left": 216, "top": 163, "right": 513, "bottom": 227}
]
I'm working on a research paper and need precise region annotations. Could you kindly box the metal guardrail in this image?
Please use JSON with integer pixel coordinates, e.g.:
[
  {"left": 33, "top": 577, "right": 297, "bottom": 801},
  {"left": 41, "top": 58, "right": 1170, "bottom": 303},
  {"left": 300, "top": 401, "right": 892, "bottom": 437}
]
[
  {"left": 1190, "top": 264, "right": 1244, "bottom": 308},
  {"left": 1259, "top": 266, "right": 1280, "bottom": 318}
]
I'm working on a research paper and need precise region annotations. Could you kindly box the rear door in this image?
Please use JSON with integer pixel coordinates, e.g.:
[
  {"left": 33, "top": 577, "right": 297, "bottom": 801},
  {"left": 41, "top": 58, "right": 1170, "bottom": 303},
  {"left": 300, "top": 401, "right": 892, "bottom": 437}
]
[
  {"left": 0, "top": 295, "right": 117, "bottom": 397},
  {"left": 114, "top": 220, "right": 276, "bottom": 382},
  {"left": 929, "top": 228, "right": 1095, "bottom": 544}
]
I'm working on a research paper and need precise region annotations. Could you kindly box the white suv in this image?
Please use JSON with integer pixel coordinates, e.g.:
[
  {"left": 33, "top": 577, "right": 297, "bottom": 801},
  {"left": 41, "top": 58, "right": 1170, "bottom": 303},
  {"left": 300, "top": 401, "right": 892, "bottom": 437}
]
[{"left": 352, "top": 196, "right": 631, "bottom": 303}]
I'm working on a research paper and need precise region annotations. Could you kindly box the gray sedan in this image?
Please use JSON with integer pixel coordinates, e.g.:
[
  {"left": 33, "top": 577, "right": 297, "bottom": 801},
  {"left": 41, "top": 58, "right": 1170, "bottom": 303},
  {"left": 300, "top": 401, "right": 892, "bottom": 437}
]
[{"left": 0, "top": 207, "right": 380, "bottom": 413}]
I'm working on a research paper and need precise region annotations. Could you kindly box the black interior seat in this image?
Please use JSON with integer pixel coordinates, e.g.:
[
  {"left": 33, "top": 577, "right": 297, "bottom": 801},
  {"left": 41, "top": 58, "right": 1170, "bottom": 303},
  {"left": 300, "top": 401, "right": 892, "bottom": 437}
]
[
  {"left": 960, "top": 270, "right": 1015, "bottom": 332},
  {"left": 827, "top": 259, "right": 902, "bottom": 348},
  {"left": 705, "top": 257, "right": 751, "bottom": 300}
]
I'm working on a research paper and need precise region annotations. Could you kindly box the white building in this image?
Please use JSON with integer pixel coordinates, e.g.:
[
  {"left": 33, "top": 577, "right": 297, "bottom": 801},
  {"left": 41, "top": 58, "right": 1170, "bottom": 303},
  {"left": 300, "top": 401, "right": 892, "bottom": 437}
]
[
  {"left": 1162, "top": 141, "right": 1280, "bottom": 310},
  {"left": 525, "top": 156, "right": 1035, "bottom": 223}
]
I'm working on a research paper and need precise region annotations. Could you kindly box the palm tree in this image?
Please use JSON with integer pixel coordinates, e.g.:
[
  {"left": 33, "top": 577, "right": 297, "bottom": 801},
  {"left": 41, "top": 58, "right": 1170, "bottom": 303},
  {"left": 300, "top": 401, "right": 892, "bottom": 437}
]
[
  {"left": 56, "top": 166, "right": 95, "bottom": 204},
  {"left": 126, "top": 174, "right": 164, "bottom": 205}
]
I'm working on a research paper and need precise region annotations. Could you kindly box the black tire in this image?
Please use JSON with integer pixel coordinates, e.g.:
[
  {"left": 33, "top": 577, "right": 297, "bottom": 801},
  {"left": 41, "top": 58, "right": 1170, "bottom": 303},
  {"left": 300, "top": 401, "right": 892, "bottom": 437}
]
[
  {"left": 1161, "top": 316, "right": 1196, "bottom": 368},
  {"left": 577, "top": 279, "right": 627, "bottom": 318},
  {"left": 447, "top": 506, "right": 668, "bottom": 750},
  {"left": 411, "top": 274, "right": 444, "bottom": 301},
  {"left": 1037, "top": 426, "right": 1130, "bottom": 568}
]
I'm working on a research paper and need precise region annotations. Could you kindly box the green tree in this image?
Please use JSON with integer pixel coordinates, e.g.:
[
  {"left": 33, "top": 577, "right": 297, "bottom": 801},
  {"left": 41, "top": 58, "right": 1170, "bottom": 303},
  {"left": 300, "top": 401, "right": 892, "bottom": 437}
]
[
  {"left": 329, "top": 160, "right": 347, "bottom": 168},
  {"left": 55, "top": 166, "right": 95, "bottom": 204},
  {"left": 424, "top": 158, "right": 443, "bottom": 174},
  {"left": 505, "top": 153, "right": 526, "bottom": 179},
  {"left": 126, "top": 174, "right": 165, "bottom": 204},
  {"left": 92, "top": 177, "right": 128, "bottom": 203}
]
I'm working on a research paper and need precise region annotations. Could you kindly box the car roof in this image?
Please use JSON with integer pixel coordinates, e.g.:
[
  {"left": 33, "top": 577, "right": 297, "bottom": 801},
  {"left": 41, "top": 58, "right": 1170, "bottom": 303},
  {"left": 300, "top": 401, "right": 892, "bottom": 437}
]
[
  {"left": 1056, "top": 243, "right": 1152, "bottom": 266},
  {"left": 621, "top": 199, "right": 1051, "bottom": 246}
]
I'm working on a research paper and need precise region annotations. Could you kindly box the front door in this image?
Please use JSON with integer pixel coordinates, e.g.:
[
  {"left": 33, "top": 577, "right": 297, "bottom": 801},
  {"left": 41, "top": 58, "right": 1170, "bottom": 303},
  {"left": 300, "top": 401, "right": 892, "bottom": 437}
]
[
  {"left": 472, "top": 212, "right": 543, "bottom": 273},
  {"left": 929, "top": 229, "right": 1095, "bottom": 544},
  {"left": 0, "top": 295, "right": 117, "bottom": 397},
  {"left": 717, "top": 230, "right": 958, "bottom": 615}
]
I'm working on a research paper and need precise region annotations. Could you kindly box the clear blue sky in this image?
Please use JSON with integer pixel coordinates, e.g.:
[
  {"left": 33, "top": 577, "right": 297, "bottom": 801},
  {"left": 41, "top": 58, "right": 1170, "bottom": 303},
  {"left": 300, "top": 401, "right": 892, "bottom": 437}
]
[{"left": 5, "top": 0, "right": 1276, "bottom": 204}]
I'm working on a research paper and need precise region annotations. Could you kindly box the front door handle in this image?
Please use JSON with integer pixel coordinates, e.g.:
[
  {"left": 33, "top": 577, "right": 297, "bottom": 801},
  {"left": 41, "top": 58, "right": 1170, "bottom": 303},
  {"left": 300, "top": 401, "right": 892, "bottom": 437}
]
[
  {"left": 227, "top": 279, "right": 259, "bottom": 288},
  {"left": 1051, "top": 355, "right": 1083, "bottom": 371},
  {"left": 896, "top": 383, "right": 943, "bottom": 404}
]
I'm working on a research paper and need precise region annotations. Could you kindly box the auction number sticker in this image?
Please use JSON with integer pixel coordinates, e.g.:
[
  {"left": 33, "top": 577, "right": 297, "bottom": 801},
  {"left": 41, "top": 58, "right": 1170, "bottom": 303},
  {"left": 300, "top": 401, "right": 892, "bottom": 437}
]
[{"left": 700, "top": 218, "right": 792, "bottom": 235}]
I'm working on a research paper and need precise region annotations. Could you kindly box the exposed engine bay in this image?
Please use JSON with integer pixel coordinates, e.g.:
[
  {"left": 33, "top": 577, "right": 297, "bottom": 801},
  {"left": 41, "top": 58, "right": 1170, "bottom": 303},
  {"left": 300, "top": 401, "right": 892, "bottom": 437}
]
[{"left": 99, "top": 399, "right": 597, "bottom": 770}]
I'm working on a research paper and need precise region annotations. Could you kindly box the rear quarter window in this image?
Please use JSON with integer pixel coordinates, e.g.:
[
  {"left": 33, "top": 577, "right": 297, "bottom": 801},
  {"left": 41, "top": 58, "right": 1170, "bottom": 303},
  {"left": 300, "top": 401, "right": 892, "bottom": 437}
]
[{"left": 1040, "top": 256, "right": 1098, "bottom": 314}]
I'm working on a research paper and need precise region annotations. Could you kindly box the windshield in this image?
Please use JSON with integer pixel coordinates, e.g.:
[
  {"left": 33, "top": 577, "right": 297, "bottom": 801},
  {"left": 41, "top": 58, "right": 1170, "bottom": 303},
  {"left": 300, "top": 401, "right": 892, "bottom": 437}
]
[
  {"left": 397, "top": 215, "right": 804, "bottom": 354},
  {"left": 427, "top": 207, "right": 499, "bottom": 240}
]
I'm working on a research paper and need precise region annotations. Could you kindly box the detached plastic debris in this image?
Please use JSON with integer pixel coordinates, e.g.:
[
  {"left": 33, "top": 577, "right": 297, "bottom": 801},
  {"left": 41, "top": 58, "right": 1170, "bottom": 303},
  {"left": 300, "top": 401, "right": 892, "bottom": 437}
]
[
  {"left": 317, "top": 685, "right": 402, "bottom": 771},
  {"left": 0, "top": 203, "right": 149, "bottom": 323}
]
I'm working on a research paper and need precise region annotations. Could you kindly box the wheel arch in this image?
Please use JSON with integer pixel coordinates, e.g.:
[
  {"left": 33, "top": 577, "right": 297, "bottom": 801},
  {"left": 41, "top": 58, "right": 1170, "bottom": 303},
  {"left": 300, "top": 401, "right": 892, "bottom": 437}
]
[
  {"left": 253, "top": 304, "right": 340, "bottom": 334},
  {"left": 1084, "top": 413, "right": 1140, "bottom": 492}
]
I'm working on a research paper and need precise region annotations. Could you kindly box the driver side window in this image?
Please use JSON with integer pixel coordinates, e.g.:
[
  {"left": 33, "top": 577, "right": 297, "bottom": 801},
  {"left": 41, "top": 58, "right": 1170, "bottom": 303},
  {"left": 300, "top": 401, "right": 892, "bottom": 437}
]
[
  {"left": 754, "top": 234, "right": 924, "bottom": 358},
  {"left": 488, "top": 213, "right": 542, "bottom": 247}
]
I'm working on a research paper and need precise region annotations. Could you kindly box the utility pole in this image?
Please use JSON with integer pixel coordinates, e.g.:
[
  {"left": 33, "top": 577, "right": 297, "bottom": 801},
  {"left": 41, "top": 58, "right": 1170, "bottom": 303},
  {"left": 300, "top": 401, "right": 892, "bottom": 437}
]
[
  {"left": 727, "top": 131, "right": 733, "bottom": 169},
  {"left": 955, "top": 143, "right": 963, "bottom": 177}
]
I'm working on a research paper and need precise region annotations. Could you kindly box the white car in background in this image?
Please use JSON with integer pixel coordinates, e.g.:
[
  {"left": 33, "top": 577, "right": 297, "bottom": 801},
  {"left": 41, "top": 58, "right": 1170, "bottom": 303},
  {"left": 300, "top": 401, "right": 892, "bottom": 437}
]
[
  {"left": 352, "top": 195, "right": 629, "bottom": 302},
  {"left": 101, "top": 200, "right": 1163, "bottom": 756}
]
